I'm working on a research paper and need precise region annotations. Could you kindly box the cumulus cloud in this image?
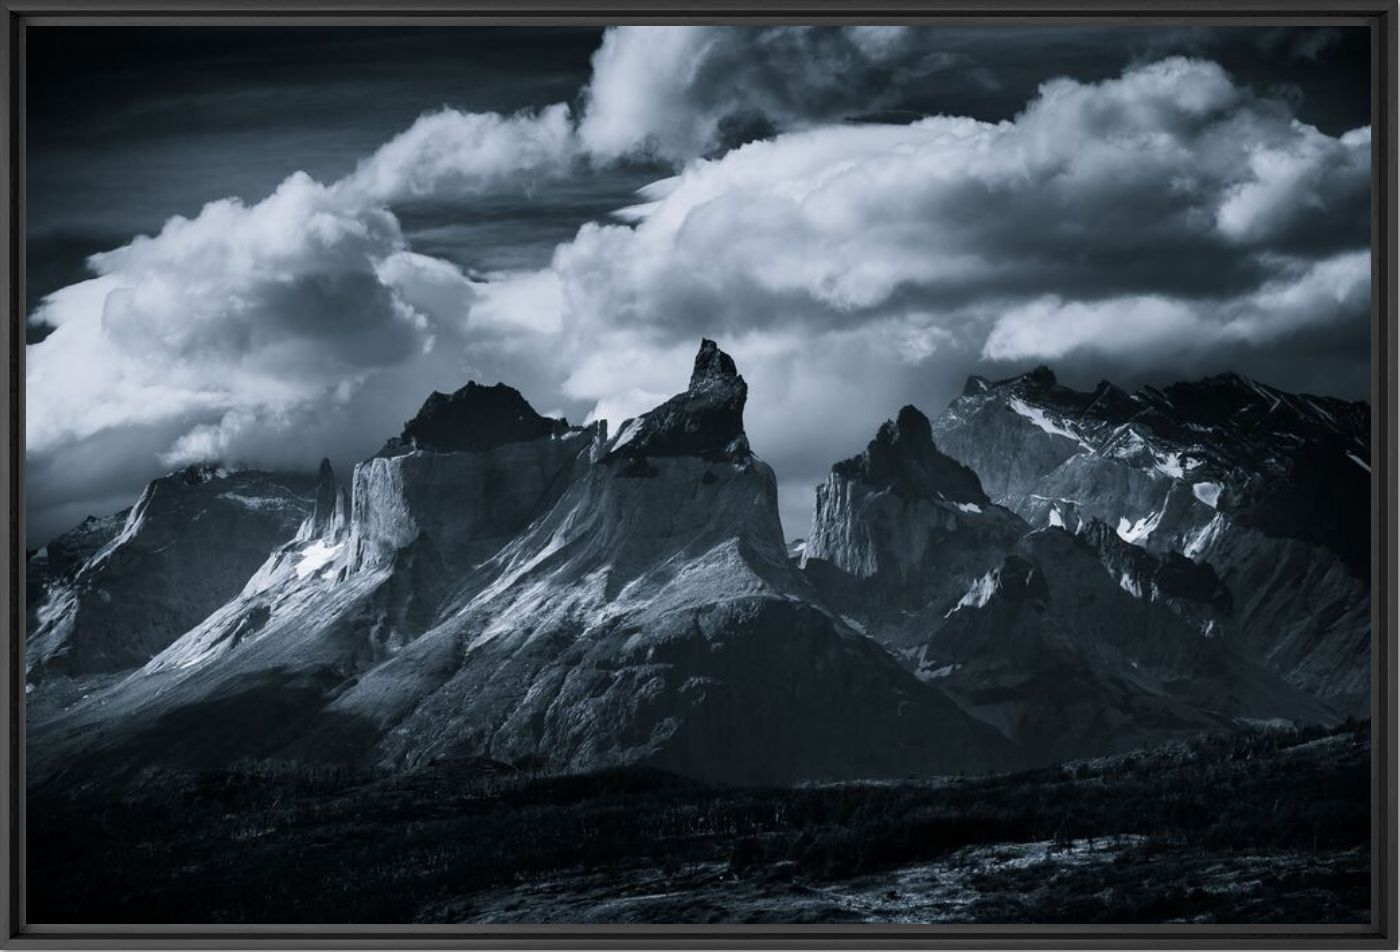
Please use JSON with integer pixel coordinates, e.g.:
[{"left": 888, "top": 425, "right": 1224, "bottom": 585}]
[
  {"left": 501, "top": 56, "right": 1371, "bottom": 533},
  {"left": 579, "top": 26, "right": 958, "bottom": 162},
  {"left": 25, "top": 37, "right": 1372, "bottom": 544},
  {"left": 982, "top": 250, "right": 1369, "bottom": 366},
  {"left": 549, "top": 58, "right": 1368, "bottom": 341},
  {"left": 338, "top": 104, "right": 579, "bottom": 203},
  {"left": 27, "top": 161, "right": 505, "bottom": 538},
  {"left": 30, "top": 174, "right": 421, "bottom": 455}
]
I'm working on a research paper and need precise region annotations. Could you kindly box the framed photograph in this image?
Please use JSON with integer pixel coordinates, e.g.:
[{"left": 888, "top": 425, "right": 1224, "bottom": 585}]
[{"left": 2, "top": 1, "right": 1395, "bottom": 947}]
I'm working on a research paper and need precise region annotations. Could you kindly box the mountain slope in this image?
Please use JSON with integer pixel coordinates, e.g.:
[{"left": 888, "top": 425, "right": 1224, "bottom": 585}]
[
  {"left": 30, "top": 343, "right": 1013, "bottom": 789},
  {"left": 921, "top": 527, "right": 1332, "bottom": 764},
  {"left": 931, "top": 368, "right": 1370, "bottom": 713},
  {"left": 800, "top": 405, "right": 1027, "bottom": 647},
  {"left": 794, "top": 404, "right": 1331, "bottom": 766},
  {"left": 26, "top": 466, "right": 314, "bottom": 680}
]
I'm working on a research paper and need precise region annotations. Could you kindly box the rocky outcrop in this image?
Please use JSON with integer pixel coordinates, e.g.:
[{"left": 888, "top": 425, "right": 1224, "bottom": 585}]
[
  {"left": 26, "top": 509, "right": 129, "bottom": 637},
  {"left": 377, "top": 381, "right": 569, "bottom": 457},
  {"left": 931, "top": 367, "right": 1371, "bottom": 714},
  {"left": 918, "top": 528, "right": 1334, "bottom": 765},
  {"left": 801, "top": 405, "right": 1026, "bottom": 646},
  {"left": 603, "top": 338, "right": 750, "bottom": 465},
  {"left": 30, "top": 342, "right": 1013, "bottom": 790},
  {"left": 26, "top": 466, "right": 315, "bottom": 680}
]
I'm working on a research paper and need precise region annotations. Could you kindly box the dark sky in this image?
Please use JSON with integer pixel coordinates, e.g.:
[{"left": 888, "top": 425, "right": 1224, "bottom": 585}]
[{"left": 24, "top": 25, "right": 1373, "bottom": 544}]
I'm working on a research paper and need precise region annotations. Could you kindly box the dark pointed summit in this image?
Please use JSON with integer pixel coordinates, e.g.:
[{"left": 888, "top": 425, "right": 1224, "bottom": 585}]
[
  {"left": 833, "top": 404, "right": 989, "bottom": 506},
  {"left": 690, "top": 338, "right": 739, "bottom": 389},
  {"left": 605, "top": 339, "right": 750, "bottom": 465},
  {"left": 378, "top": 381, "right": 568, "bottom": 457},
  {"left": 1023, "top": 365, "right": 1057, "bottom": 388},
  {"left": 894, "top": 404, "right": 934, "bottom": 443}
]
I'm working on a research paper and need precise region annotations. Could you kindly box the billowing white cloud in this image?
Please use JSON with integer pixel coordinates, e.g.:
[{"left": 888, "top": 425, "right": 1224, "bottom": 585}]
[
  {"left": 578, "top": 26, "right": 952, "bottom": 162},
  {"left": 30, "top": 174, "right": 423, "bottom": 455},
  {"left": 338, "top": 104, "right": 579, "bottom": 203},
  {"left": 1217, "top": 125, "right": 1371, "bottom": 246},
  {"left": 549, "top": 58, "right": 1368, "bottom": 342},
  {"left": 25, "top": 39, "right": 1372, "bottom": 545},
  {"left": 27, "top": 100, "right": 593, "bottom": 510},
  {"left": 26, "top": 171, "right": 492, "bottom": 537},
  {"left": 489, "top": 56, "right": 1370, "bottom": 533}
]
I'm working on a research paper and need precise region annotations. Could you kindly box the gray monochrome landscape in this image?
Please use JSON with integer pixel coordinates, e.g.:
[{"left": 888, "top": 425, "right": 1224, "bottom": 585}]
[{"left": 24, "top": 25, "right": 1371, "bottom": 925}]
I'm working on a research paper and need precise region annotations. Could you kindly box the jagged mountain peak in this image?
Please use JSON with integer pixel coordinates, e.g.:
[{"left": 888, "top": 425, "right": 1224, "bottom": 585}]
[
  {"left": 379, "top": 380, "right": 570, "bottom": 458},
  {"left": 832, "top": 404, "right": 987, "bottom": 506},
  {"left": 305, "top": 457, "right": 347, "bottom": 542},
  {"left": 689, "top": 337, "right": 739, "bottom": 389},
  {"left": 961, "top": 374, "right": 992, "bottom": 397},
  {"left": 605, "top": 339, "right": 750, "bottom": 464}
]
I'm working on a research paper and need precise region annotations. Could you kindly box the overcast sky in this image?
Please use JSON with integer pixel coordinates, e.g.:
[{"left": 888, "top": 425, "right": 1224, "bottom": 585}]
[{"left": 26, "top": 25, "right": 1372, "bottom": 544}]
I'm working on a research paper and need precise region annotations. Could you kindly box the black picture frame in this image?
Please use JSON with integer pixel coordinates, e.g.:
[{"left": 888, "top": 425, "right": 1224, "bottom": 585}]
[{"left": 1, "top": 2, "right": 1394, "bottom": 947}]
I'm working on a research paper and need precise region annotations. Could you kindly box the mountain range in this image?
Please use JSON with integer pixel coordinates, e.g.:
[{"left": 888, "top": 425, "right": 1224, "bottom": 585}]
[{"left": 25, "top": 342, "right": 1371, "bottom": 789}]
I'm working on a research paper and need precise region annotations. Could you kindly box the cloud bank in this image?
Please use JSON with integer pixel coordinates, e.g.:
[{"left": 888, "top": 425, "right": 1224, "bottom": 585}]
[{"left": 26, "top": 32, "right": 1371, "bottom": 544}]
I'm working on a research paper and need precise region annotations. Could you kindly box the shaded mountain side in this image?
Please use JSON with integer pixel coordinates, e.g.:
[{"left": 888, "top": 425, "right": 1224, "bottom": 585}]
[
  {"left": 377, "top": 380, "right": 570, "bottom": 458},
  {"left": 25, "top": 466, "right": 316, "bottom": 679},
  {"left": 26, "top": 509, "right": 129, "bottom": 635},
  {"left": 793, "top": 400, "right": 1334, "bottom": 768},
  {"left": 931, "top": 367, "right": 1370, "bottom": 714},
  {"left": 800, "top": 405, "right": 1026, "bottom": 646},
  {"left": 919, "top": 529, "right": 1335, "bottom": 765}
]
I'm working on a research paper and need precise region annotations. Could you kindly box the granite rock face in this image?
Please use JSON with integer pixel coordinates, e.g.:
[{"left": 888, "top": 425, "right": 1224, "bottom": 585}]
[
  {"left": 798, "top": 404, "right": 1333, "bottom": 767},
  {"left": 931, "top": 368, "right": 1371, "bottom": 714},
  {"left": 26, "top": 466, "right": 314, "bottom": 680},
  {"left": 917, "top": 527, "right": 1331, "bottom": 765},
  {"left": 603, "top": 338, "right": 751, "bottom": 465},
  {"left": 29, "top": 342, "right": 1012, "bottom": 790},
  {"left": 802, "top": 405, "right": 1025, "bottom": 646}
]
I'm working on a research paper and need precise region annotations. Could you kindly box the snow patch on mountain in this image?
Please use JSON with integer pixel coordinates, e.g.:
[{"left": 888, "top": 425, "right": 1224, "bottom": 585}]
[
  {"left": 295, "top": 540, "right": 344, "bottom": 580},
  {"left": 1007, "top": 397, "right": 1085, "bottom": 447},
  {"left": 1192, "top": 481, "right": 1222, "bottom": 509}
]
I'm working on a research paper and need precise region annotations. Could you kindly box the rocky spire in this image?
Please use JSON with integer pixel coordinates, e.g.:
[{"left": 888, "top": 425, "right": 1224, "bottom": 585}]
[
  {"left": 307, "top": 458, "right": 340, "bottom": 539},
  {"left": 605, "top": 339, "right": 750, "bottom": 466},
  {"left": 832, "top": 405, "right": 989, "bottom": 505}
]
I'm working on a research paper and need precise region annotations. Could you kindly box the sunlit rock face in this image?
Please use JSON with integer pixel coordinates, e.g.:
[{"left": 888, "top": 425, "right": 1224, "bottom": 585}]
[
  {"left": 25, "top": 465, "right": 314, "bottom": 680},
  {"left": 29, "top": 341, "right": 1014, "bottom": 790},
  {"left": 932, "top": 368, "right": 1371, "bottom": 714}
]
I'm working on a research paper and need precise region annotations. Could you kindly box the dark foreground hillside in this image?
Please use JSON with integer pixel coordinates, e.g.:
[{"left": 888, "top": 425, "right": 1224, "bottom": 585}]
[{"left": 29, "top": 723, "right": 1370, "bottom": 925}]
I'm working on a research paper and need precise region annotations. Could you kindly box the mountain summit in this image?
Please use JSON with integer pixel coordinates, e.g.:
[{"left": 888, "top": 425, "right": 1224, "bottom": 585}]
[
  {"left": 378, "top": 381, "right": 569, "bottom": 457},
  {"left": 605, "top": 338, "right": 750, "bottom": 464},
  {"left": 30, "top": 341, "right": 1011, "bottom": 789},
  {"left": 832, "top": 405, "right": 988, "bottom": 506}
]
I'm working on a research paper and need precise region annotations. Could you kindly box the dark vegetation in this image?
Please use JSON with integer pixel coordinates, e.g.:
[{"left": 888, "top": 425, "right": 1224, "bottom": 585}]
[{"left": 28, "top": 722, "right": 1370, "bottom": 924}]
